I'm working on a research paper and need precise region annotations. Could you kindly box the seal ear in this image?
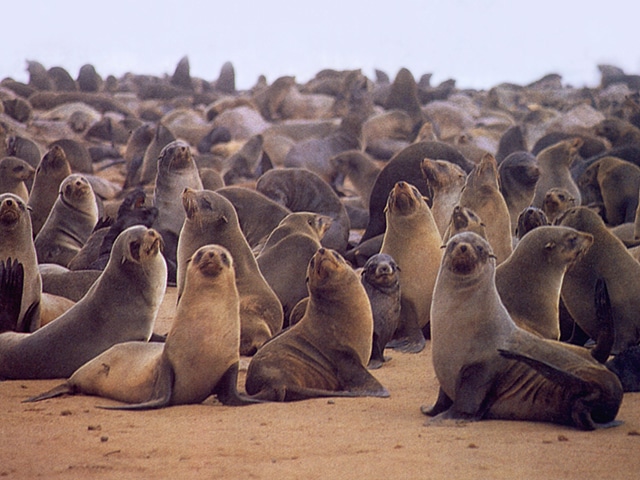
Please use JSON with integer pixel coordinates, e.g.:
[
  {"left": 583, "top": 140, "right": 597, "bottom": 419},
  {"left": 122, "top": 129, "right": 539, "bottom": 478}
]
[{"left": 544, "top": 241, "right": 556, "bottom": 251}]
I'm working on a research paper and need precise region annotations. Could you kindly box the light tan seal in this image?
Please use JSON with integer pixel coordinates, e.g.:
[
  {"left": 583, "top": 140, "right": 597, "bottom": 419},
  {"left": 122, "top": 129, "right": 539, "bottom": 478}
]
[
  {"left": 495, "top": 226, "right": 594, "bottom": 340},
  {"left": 177, "top": 188, "right": 283, "bottom": 355},
  {"left": 424, "top": 231, "right": 623, "bottom": 430},
  {"left": 0, "top": 226, "right": 167, "bottom": 379},
  {"left": 25, "top": 245, "right": 257, "bottom": 408},
  {"left": 0, "top": 156, "right": 35, "bottom": 202},
  {"left": 380, "top": 181, "right": 442, "bottom": 353},
  {"left": 34, "top": 174, "right": 99, "bottom": 267},
  {"left": 27, "top": 145, "right": 72, "bottom": 237},
  {"left": 420, "top": 158, "right": 467, "bottom": 237},
  {"left": 245, "top": 248, "right": 389, "bottom": 401},
  {"left": 0, "top": 194, "right": 42, "bottom": 332},
  {"left": 532, "top": 138, "right": 583, "bottom": 208}
]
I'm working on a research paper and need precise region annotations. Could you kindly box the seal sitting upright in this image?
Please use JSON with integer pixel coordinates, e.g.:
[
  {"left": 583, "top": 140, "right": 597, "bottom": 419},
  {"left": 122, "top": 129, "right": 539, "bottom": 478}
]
[
  {"left": 424, "top": 231, "right": 623, "bottom": 430},
  {"left": 245, "top": 248, "right": 389, "bottom": 401},
  {"left": 25, "top": 245, "right": 256, "bottom": 408}
]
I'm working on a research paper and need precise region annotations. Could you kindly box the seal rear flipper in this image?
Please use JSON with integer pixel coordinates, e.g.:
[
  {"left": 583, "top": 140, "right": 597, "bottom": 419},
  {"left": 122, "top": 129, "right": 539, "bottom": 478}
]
[
  {"left": 421, "top": 387, "right": 453, "bottom": 416},
  {"left": 0, "top": 258, "right": 23, "bottom": 333},
  {"left": 334, "top": 348, "right": 390, "bottom": 397},
  {"left": 23, "top": 383, "right": 74, "bottom": 403},
  {"left": 97, "top": 360, "right": 175, "bottom": 410},
  {"left": 214, "top": 362, "right": 262, "bottom": 406},
  {"left": 591, "top": 278, "right": 614, "bottom": 364}
]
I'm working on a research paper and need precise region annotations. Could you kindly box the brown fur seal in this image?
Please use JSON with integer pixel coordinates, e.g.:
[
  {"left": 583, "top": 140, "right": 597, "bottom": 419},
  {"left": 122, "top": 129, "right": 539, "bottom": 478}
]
[
  {"left": 542, "top": 187, "right": 576, "bottom": 225},
  {"left": 443, "top": 206, "right": 487, "bottom": 241},
  {"left": 360, "top": 253, "right": 401, "bottom": 369},
  {"left": 256, "top": 168, "right": 351, "bottom": 254},
  {"left": 515, "top": 207, "right": 549, "bottom": 240},
  {"left": 424, "top": 231, "right": 623, "bottom": 430},
  {"left": 498, "top": 151, "right": 540, "bottom": 236},
  {"left": 256, "top": 212, "right": 330, "bottom": 324},
  {"left": 532, "top": 138, "right": 583, "bottom": 208},
  {"left": 139, "top": 123, "right": 176, "bottom": 185},
  {"left": 245, "top": 248, "right": 389, "bottom": 401},
  {"left": 39, "top": 264, "right": 102, "bottom": 302},
  {"left": 34, "top": 174, "right": 99, "bottom": 267},
  {"left": 48, "top": 139, "right": 94, "bottom": 174},
  {"left": 329, "top": 150, "right": 381, "bottom": 209},
  {"left": 177, "top": 188, "right": 283, "bottom": 355},
  {"left": 0, "top": 194, "right": 42, "bottom": 331},
  {"left": 420, "top": 158, "right": 467, "bottom": 237},
  {"left": 594, "top": 117, "right": 640, "bottom": 148},
  {"left": 578, "top": 156, "right": 640, "bottom": 226},
  {"left": 25, "top": 245, "right": 257, "bottom": 408},
  {"left": 457, "top": 153, "right": 513, "bottom": 264},
  {"left": 0, "top": 156, "right": 35, "bottom": 202},
  {"left": 380, "top": 181, "right": 442, "bottom": 352},
  {"left": 27, "top": 145, "right": 72, "bottom": 237},
  {"left": 360, "top": 141, "right": 474, "bottom": 244},
  {"left": 216, "top": 186, "right": 291, "bottom": 250},
  {"left": 496, "top": 226, "right": 593, "bottom": 340},
  {"left": 0, "top": 226, "right": 167, "bottom": 379},
  {"left": 556, "top": 206, "right": 640, "bottom": 353}
]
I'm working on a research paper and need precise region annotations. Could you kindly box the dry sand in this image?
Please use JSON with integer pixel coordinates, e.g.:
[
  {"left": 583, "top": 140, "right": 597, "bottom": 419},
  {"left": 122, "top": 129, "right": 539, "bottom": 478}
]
[{"left": 1, "top": 287, "right": 639, "bottom": 479}]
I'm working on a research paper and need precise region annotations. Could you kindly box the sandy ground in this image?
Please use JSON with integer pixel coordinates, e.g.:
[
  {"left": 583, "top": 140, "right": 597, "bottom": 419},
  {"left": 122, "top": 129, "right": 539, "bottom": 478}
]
[{"left": 1, "top": 287, "right": 640, "bottom": 480}]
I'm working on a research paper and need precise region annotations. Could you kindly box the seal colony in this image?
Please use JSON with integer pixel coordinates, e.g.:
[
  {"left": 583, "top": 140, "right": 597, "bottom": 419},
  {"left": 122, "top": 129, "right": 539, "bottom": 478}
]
[{"left": 2, "top": 57, "right": 640, "bottom": 429}]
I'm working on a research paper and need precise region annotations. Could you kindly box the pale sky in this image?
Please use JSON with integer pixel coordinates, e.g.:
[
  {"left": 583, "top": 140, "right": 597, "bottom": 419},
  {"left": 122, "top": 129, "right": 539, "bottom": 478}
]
[{"left": 3, "top": 0, "right": 639, "bottom": 90}]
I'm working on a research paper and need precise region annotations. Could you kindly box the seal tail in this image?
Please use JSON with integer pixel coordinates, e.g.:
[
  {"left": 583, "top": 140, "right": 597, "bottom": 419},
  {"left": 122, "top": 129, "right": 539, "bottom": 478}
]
[{"left": 23, "top": 383, "right": 74, "bottom": 403}]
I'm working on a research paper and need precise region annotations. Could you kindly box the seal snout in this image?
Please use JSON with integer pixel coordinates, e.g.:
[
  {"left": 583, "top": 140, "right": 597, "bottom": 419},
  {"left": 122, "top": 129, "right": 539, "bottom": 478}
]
[
  {"left": 445, "top": 232, "right": 494, "bottom": 275},
  {"left": 193, "top": 245, "right": 233, "bottom": 277}
]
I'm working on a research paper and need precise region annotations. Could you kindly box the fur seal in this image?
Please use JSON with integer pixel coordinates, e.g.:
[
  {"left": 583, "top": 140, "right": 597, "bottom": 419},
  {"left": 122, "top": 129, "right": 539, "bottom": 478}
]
[
  {"left": 606, "top": 346, "right": 640, "bottom": 392},
  {"left": 139, "top": 123, "right": 176, "bottom": 186},
  {"left": 25, "top": 245, "right": 257, "bottom": 408},
  {"left": 329, "top": 150, "right": 381, "bottom": 209},
  {"left": 515, "top": 207, "right": 549, "bottom": 240},
  {"left": 48, "top": 139, "right": 93, "bottom": 174},
  {"left": 457, "top": 153, "right": 513, "bottom": 264},
  {"left": 359, "top": 141, "right": 473, "bottom": 244},
  {"left": 424, "top": 231, "right": 623, "bottom": 430},
  {"left": 380, "top": 181, "right": 442, "bottom": 352},
  {"left": 245, "top": 248, "right": 389, "bottom": 401},
  {"left": 256, "top": 212, "right": 330, "bottom": 324},
  {"left": 0, "top": 156, "right": 35, "bottom": 202},
  {"left": 532, "top": 138, "right": 583, "bottom": 208},
  {"left": 0, "top": 226, "right": 167, "bottom": 379},
  {"left": 497, "top": 152, "right": 540, "bottom": 236},
  {"left": 0, "top": 194, "right": 42, "bottom": 332},
  {"left": 443, "top": 206, "right": 487, "bottom": 241},
  {"left": 256, "top": 168, "right": 351, "bottom": 254},
  {"left": 420, "top": 158, "right": 467, "bottom": 237},
  {"left": 495, "top": 226, "right": 594, "bottom": 340},
  {"left": 556, "top": 206, "right": 640, "bottom": 353},
  {"left": 27, "top": 145, "right": 72, "bottom": 237},
  {"left": 177, "top": 188, "right": 283, "bottom": 355},
  {"left": 360, "top": 253, "right": 401, "bottom": 369},
  {"left": 542, "top": 187, "right": 576, "bottom": 225},
  {"left": 39, "top": 264, "right": 102, "bottom": 302},
  {"left": 34, "top": 174, "right": 99, "bottom": 267}
]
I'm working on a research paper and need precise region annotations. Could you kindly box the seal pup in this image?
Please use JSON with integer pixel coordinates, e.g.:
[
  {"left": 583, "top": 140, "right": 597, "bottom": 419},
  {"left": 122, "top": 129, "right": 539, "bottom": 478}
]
[
  {"left": 27, "top": 145, "right": 72, "bottom": 237},
  {"left": 25, "top": 245, "right": 257, "bottom": 408},
  {"left": 442, "top": 206, "right": 487, "bottom": 241},
  {"left": 515, "top": 207, "right": 549, "bottom": 240},
  {"left": 0, "top": 156, "right": 35, "bottom": 202},
  {"left": 556, "top": 206, "right": 640, "bottom": 353},
  {"left": 532, "top": 138, "right": 583, "bottom": 208},
  {"left": 424, "top": 231, "right": 623, "bottom": 430},
  {"left": 380, "top": 181, "right": 442, "bottom": 352},
  {"left": 457, "top": 153, "right": 513, "bottom": 264},
  {"left": 495, "top": 226, "right": 594, "bottom": 340},
  {"left": 178, "top": 188, "right": 283, "bottom": 355},
  {"left": 34, "top": 174, "right": 99, "bottom": 267},
  {"left": 256, "top": 168, "right": 351, "bottom": 254},
  {"left": 0, "top": 194, "right": 42, "bottom": 332},
  {"left": 256, "top": 212, "right": 330, "bottom": 324},
  {"left": 0, "top": 226, "right": 167, "bottom": 379},
  {"left": 360, "top": 253, "right": 401, "bottom": 369},
  {"left": 245, "top": 248, "right": 389, "bottom": 401}
]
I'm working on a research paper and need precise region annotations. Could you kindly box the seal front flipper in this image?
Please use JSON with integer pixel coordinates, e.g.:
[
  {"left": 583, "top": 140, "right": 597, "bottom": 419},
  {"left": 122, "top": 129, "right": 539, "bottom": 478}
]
[
  {"left": 421, "top": 387, "right": 453, "bottom": 416},
  {"left": 0, "top": 258, "right": 23, "bottom": 333},
  {"left": 334, "top": 348, "right": 390, "bottom": 397},
  {"left": 591, "top": 278, "right": 614, "bottom": 364},
  {"left": 97, "top": 358, "right": 175, "bottom": 410},
  {"left": 386, "top": 302, "right": 426, "bottom": 353},
  {"left": 443, "top": 361, "right": 496, "bottom": 421},
  {"left": 213, "top": 362, "right": 262, "bottom": 406},
  {"left": 367, "top": 332, "right": 385, "bottom": 370}
]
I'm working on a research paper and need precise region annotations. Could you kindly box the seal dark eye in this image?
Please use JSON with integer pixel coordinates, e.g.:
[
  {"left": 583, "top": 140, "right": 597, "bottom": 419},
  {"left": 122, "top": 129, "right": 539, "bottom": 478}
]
[
  {"left": 129, "top": 240, "right": 141, "bottom": 262},
  {"left": 220, "top": 251, "right": 230, "bottom": 267},
  {"left": 201, "top": 198, "right": 213, "bottom": 211},
  {"left": 193, "top": 250, "right": 204, "bottom": 264},
  {"left": 13, "top": 166, "right": 23, "bottom": 173}
]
